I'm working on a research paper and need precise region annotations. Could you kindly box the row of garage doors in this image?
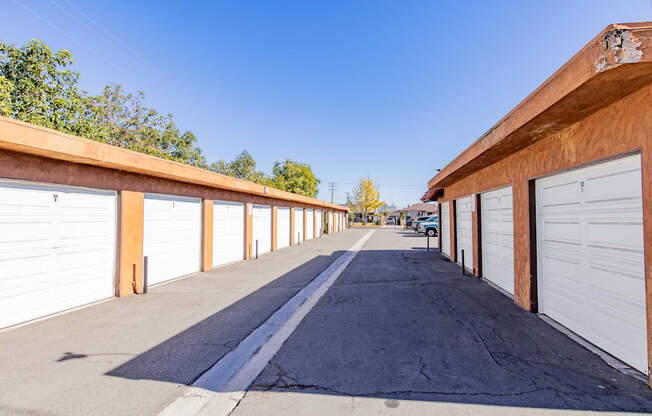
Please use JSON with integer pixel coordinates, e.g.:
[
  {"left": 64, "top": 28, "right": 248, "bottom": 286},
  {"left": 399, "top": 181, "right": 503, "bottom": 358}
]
[
  {"left": 0, "top": 185, "right": 343, "bottom": 330},
  {"left": 439, "top": 154, "right": 647, "bottom": 374}
]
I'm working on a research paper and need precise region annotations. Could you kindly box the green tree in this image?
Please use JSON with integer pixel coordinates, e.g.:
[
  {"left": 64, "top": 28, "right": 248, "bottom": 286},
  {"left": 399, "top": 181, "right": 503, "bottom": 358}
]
[
  {"left": 0, "top": 40, "right": 207, "bottom": 167},
  {"left": 0, "top": 39, "right": 94, "bottom": 137},
  {"left": 210, "top": 150, "right": 271, "bottom": 185},
  {"left": 90, "top": 83, "right": 207, "bottom": 167},
  {"left": 0, "top": 39, "right": 325, "bottom": 198},
  {"left": 270, "top": 159, "right": 320, "bottom": 197}
]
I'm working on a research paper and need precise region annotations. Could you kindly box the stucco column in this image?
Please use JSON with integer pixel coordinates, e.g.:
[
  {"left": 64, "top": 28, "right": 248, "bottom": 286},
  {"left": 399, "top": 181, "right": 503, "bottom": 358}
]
[
  {"left": 512, "top": 178, "right": 533, "bottom": 311},
  {"left": 314, "top": 209, "right": 318, "bottom": 239},
  {"left": 290, "top": 207, "right": 295, "bottom": 246},
  {"left": 245, "top": 203, "right": 252, "bottom": 259},
  {"left": 201, "top": 200, "right": 213, "bottom": 272},
  {"left": 303, "top": 208, "right": 308, "bottom": 241},
  {"left": 116, "top": 191, "right": 144, "bottom": 297},
  {"left": 272, "top": 206, "right": 278, "bottom": 251}
]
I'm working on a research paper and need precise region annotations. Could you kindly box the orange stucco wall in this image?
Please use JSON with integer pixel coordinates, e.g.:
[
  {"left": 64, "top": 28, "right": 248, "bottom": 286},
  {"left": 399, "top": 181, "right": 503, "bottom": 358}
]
[
  {"left": 436, "top": 82, "right": 652, "bottom": 378},
  {"left": 272, "top": 206, "right": 278, "bottom": 252},
  {"left": 202, "top": 199, "right": 213, "bottom": 271},
  {"left": 117, "top": 191, "right": 144, "bottom": 297}
]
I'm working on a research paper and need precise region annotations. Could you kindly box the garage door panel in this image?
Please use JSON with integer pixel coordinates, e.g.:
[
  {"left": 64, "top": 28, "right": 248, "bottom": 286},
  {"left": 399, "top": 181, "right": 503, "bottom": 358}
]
[
  {"left": 277, "top": 207, "right": 291, "bottom": 249},
  {"left": 213, "top": 201, "right": 245, "bottom": 267},
  {"left": 587, "top": 217, "right": 644, "bottom": 251},
  {"left": 294, "top": 209, "right": 304, "bottom": 242},
  {"left": 253, "top": 205, "right": 272, "bottom": 255},
  {"left": 455, "top": 196, "right": 474, "bottom": 272},
  {"left": 537, "top": 154, "right": 646, "bottom": 373},
  {"left": 315, "top": 210, "right": 322, "bottom": 236},
  {"left": 144, "top": 195, "right": 201, "bottom": 285},
  {"left": 480, "top": 187, "right": 513, "bottom": 294},
  {"left": 440, "top": 202, "right": 450, "bottom": 257},
  {"left": 539, "top": 177, "right": 580, "bottom": 207},
  {"left": 0, "top": 181, "right": 116, "bottom": 329},
  {"left": 589, "top": 261, "right": 645, "bottom": 303},
  {"left": 542, "top": 219, "right": 582, "bottom": 245},
  {"left": 306, "top": 209, "right": 314, "bottom": 240},
  {"left": 585, "top": 165, "right": 642, "bottom": 202}
]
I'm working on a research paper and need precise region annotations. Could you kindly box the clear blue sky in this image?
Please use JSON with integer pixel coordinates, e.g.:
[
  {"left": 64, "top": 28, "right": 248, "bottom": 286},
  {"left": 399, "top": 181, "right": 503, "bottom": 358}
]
[{"left": 2, "top": 1, "right": 651, "bottom": 207}]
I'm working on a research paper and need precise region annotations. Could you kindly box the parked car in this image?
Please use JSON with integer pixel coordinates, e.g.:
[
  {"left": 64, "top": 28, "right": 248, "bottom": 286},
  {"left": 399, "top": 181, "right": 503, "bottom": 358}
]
[
  {"left": 387, "top": 218, "right": 395, "bottom": 225},
  {"left": 418, "top": 217, "right": 438, "bottom": 237},
  {"left": 412, "top": 216, "right": 432, "bottom": 231}
]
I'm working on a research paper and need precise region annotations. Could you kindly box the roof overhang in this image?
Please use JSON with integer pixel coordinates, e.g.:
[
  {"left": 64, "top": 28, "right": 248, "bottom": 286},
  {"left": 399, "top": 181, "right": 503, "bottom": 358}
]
[
  {"left": 0, "top": 116, "right": 349, "bottom": 212},
  {"left": 426, "top": 22, "right": 652, "bottom": 191}
]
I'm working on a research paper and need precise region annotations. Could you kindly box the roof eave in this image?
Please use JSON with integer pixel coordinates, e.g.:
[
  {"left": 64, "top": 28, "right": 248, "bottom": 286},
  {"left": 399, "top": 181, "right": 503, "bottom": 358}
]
[
  {"left": 0, "top": 116, "right": 348, "bottom": 211},
  {"left": 427, "top": 22, "right": 652, "bottom": 190}
]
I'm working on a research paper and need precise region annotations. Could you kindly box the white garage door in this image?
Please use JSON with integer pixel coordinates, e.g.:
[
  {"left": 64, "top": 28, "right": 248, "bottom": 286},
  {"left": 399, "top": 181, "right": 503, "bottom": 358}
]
[
  {"left": 536, "top": 154, "right": 646, "bottom": 373},
  {"left": 277, "top": 207, "right": 291, "bottom": 249},
  {"left": 252, "top": 205, "right": 272, "bottom": 255},
  {"left": 455, "top": 196, "right": 474, "bottom": 272},
  {"left": 315, "top": 210, "right": 322, "bottom": 237},
  {"left": 329, "top": 211, "right": 333, "bottom": 234},
  {"left": 440, "top": 202, "right": 450, "bottom": 257},
  {"left": 481, "top": 186, "right": 514, "bottom": 294},
  {"left": 144, "top": 194, "right": 201, "bottom": 286},
  {"left": 0, "top": 181, "right": 116, "bottom": 329},
  {"left": 305, "top": 209, "right": 314, "bottom": 240},
  {"left": 294, "top": 208, "right": 304, "bottom": 242},
  {"left": 213, "top": 201, "right": 244, "bottom": 267}
]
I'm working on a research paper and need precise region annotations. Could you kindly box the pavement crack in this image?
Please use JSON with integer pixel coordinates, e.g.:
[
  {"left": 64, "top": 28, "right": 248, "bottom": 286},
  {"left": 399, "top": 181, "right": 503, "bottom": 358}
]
[
  {"left": 418, "top": 356, "right": 432, "bottom": 382},
  {"left": 419, "top": 363, "right": 432, "bottom": 381},
  {"left": 436, "top": 294, "right": 545, "bottom": 392}
]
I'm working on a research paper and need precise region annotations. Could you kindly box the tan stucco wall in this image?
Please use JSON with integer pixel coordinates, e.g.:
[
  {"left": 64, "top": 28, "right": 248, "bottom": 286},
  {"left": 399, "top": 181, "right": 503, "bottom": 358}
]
[
  {"left": 0, "top": 116, "right": 348, "bottom": 212},
  {"left": 117, "top": 191, "right": 144, "bottom": 297},
  {"left": 0, "top": 149, "right": 342, "bottom": 213},
  {"left": 436, "top": 82, "right": 652, "bottom": 378},
  {"left": 272, "top": 206, "right": 278, "bottom": 252},
  {"left": 202, "top": 200, "right": 213, "bottom": 271}
]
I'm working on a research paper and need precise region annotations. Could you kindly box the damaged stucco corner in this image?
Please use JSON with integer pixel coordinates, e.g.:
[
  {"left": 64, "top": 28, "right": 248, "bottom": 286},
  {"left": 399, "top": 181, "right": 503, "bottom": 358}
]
[{"left": 595, "top": 29, "right": 643, "bottom": 72}]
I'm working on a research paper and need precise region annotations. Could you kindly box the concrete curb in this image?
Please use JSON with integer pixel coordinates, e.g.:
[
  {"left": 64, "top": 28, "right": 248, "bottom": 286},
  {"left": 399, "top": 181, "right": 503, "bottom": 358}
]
[{"left": 159, "top": 230, "right": 375, "bottom": 416}]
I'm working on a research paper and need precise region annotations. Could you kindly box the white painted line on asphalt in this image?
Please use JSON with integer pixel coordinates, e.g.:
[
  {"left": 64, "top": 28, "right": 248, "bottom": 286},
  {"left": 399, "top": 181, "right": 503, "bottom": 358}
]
[{"left": 159, "top": 230, "right": 375, "bottom": 416}]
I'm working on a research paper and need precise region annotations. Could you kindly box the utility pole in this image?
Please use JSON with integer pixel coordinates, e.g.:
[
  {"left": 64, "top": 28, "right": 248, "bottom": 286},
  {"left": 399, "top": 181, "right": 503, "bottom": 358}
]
[{"left": 328, "top": 182, "right": 337, "bottom": 203}]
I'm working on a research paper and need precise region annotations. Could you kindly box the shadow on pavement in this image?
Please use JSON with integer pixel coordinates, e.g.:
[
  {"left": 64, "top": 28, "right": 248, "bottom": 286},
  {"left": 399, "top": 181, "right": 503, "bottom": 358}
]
[
  {"left": 247, "top": 248, "right": 652, "bottom": 412},
  {"left": 105, "top": 243, "right": 652, "bottom": 413},
  {"left": 105, "top": 251, "right": 345, "bottom": 386}
]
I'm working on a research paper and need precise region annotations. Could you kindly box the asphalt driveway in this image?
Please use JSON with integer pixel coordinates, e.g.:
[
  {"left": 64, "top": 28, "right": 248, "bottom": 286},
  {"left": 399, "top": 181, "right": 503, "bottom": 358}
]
[
  {"left": 0, "top": 230, "right": 367, "bottom": 416},
  {"left": 234, "top": 228, "right": 652, "bottom": 415}
]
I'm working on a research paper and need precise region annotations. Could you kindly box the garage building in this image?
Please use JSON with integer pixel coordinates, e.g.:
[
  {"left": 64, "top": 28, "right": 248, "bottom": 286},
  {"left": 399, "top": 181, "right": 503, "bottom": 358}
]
[
  {"left": 0, "top": 116, "right": 348, "bottom": 330},
  {"left": 422, "top": 23, "right": 652, "bottom": 382}
]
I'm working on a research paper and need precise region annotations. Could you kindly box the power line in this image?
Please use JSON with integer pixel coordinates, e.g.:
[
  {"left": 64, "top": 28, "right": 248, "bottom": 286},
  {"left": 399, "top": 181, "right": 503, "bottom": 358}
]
[
  {"left": 328, "top": 182, "right": 337, "bottom": 204},
  {"left": 54, "top": 0, "right": 161, "bottom": 76},
  {"left": 11, "top": 0, "right": 127, "bottom": 75}
]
